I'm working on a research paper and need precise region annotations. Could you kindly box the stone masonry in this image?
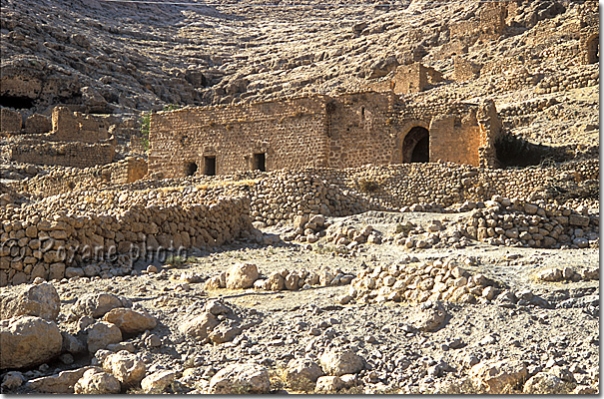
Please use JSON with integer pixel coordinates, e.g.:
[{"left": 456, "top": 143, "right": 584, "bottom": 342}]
[{"left": 148, "top": 91, "right": 502, "bottom": 178}]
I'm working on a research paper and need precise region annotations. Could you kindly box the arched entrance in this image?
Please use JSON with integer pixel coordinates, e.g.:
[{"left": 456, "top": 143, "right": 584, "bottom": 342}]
[
  {"left": 587, "top": 35, "right": 599, "bottom": 64},
  {"left": 402, "top": 126, "right": 429, "bottom": 163}
]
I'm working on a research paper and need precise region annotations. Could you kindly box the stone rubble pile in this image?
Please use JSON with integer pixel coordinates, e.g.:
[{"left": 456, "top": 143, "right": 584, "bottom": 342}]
[
  {"left": 459, "top": 195, "right": 598, "bottom": 249},
  {"left": 344, "top": 257, "right": 507, "bottom": 306},
  {"left": 204, "top": 263, "right": 356, "bottom": 292},
  {"left": 536, "top": 266, "right": 599, "bottom": 283},
  {"left": 0, "top": 282, "right": 160, "bottom": 394}
]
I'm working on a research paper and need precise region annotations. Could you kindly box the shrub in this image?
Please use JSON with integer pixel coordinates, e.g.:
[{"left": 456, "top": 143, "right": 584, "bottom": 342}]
[{"left": 358, "top": 179, "right": 379, "bottom": 193}]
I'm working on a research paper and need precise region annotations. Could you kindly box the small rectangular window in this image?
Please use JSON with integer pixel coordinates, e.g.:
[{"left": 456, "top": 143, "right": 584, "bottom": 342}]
[
  {"left": 204, "top": 156, "right": 216, "bottom": 176},
  {"left": 253, "top": 153, "right": 266, "bottom": 172}
]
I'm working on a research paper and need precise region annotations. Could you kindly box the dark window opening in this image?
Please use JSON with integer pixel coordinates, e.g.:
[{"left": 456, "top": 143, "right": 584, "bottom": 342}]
[
  {"left": 185, "top": 162, "right": 198, "bottom": 176},
  {"left": 588, "top": 36, "right": 599, "bottom": 64},
  {"left": 0, "top": 95, "right": 35, "bottom": 109},
  {"left": 204, "top": 156, "right": 216, "bottom": 176},
  {"left": 361, "top": 107, "right": 365, "bottom": 118},
  {"left": 253, "top": 153, "right": 266, "bottom": 172},
  {"left": 402, "top": 127, "right": 429, "bottom": 163}
]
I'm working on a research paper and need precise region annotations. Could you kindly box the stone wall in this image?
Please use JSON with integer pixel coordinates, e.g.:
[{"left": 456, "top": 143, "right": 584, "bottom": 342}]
[
  {"left": 390, "top": 63, "right": 443, "bottom": 94},
  {"left": 0, "top": 108, "right": 22, "bottom": 133},
  {"left": 50, "top": 106, "right": 110, "bottom": 143},
  {"left": 0, "top": 195, "right": 252, "bottom": 286},
  {"left": 2, "top": 158, "right": 597, "bottom": 286},
  {"left": 8, "top": 157, "right": 148, "bottom": 198},
  {"left": 149, "top": 92, "right": 502, "bottom": 176},
  {"left": 9, "top": 137, "right": 116, "bottom": 168},
  {"left": 326, "top": 92, "right": 395, "bottom": 168},
  {"left": 449, "top": 2, "right": 510, "bottom": 45},
  {"left": 149, "top": 96, "right": 329, "bottom": 178}
]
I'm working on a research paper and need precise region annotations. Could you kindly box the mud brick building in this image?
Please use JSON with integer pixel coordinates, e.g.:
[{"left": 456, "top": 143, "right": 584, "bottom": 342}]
[{"left": 148, "top": 91, "right": 502, "bottom": 178}]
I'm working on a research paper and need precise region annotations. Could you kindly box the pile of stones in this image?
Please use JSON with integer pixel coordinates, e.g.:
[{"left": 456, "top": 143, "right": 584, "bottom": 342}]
[
  {"left": 536, "top": 266, "right": 599, "bottom": 283},
  {"left": 458, "top": 195, "right": 598, "bottom": 249},
  {"left": 343, "top": 256, "right": 506, "bottom": 306},
  {"left": 204, "top": 263, "right": 355, "bottom": 292},
  {"left": 281, "top": 214, "right": 330, "bottom": 243},
  {"left": 0, "top": 281, "right": 167, "bottom": 394}
]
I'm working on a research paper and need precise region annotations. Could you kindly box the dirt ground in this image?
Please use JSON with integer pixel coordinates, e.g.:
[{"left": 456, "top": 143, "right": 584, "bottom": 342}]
[{"left": 6, "top": 210, "right": 599, "bottom": 394}]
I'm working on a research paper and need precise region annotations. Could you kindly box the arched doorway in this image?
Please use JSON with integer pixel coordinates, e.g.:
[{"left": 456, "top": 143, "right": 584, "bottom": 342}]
[
  {"left": 402, "top": 126, "right": 429, "bottom": 163},
  {"left": 587, "top": 35, "right": 599, "bottom": 64}
]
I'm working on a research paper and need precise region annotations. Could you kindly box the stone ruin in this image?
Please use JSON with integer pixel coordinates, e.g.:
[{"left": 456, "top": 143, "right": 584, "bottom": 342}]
[
  {"left": 1, "top": 106, "right": 116, "bottom": 168},
  {"left": 148, "top": 91, "right": 502, "bottom": 179}
]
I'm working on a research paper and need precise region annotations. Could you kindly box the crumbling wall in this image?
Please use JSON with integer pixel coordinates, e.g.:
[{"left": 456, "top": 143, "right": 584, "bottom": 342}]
[
  {"left": 390, "top": 63, "right": 443, "bottom": 94},
  {"left": 9, "top": 137, "right": 116, "bottom": 168},
  {"left": 50, "top": 106, "right": 110, "bottom": 143},
  {"left": 0, "top": 108, "right": 22, "bottom": 133},
  {"left": 25, "top": 114, "right": 51, "bottom": 134},
  {"left": 9, "top": 157, "right": 148, "bottom": 198},
  {"left": 149, "top": 96, "right": 329, "bottom": 178},
  {"left": 450, "top": 2, "right": 509, "bottom": 45}
]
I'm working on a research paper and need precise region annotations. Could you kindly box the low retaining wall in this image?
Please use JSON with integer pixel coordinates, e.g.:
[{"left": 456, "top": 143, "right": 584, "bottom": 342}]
[{"left": 0, "top": 196, "right": 252, "bottom": 286}]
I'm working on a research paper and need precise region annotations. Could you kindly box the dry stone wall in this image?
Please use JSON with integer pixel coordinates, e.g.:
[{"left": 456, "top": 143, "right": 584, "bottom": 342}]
[
  {"left": 7, "top": 157, "right": 148, "bottom": 198},
  {"left": 0, "top": 194, "right": 252, "bottom": 286},
  {"left": 9, "top": 136, "right": 116, "bottom": 168}
]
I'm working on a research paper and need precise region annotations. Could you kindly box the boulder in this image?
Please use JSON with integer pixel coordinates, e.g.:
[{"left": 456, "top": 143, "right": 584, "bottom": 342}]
[
  {"left": 285, "top": 358, "right": 325, "bottom": 388},
  {"left": 0, "top": 282, "right": 61, "bottom": 321},
  {"left": 319, "top": 349, "right": 365, "bottom": 376},
  {"left": 102, "top": 351, "right": 146, "bottom": 387},
  {"left": 0, "top": 316, "right": 62, "bottom": 369},
  {"left": 408, "top": 301, "right": 448, "bottom": 332},
  {"left": 264, "top": 272, "right": 285, "bottom": 291},
  {"left": 523, "top": 372, "right": 563, "bottom": 394},
  {"left": 208, "top": 320, "right": 242, "bottom": 344},
  {"left": 179, "top": 311, "right": 218, "bottom": 340},
  {"left": 102, "top": 307, "right": 157, "bottom": 335},
  {"left": 86, "top": 321, "right": 123, "bottom": 354},
  {"left": 141, "top": 370, "right": 177, "bottom": 393},
  {"left": 26, "top": 366, "right": 95, "bottom": 394},
  {"left": 225, "top": 263, "right": 259, "bottom": 289},
  {"left": 208, "top": 363, "right": 270, "bottom": 394},
  {"left": 74, "top": 368, "right": 121, "bottom": 394},
  {"left": 72, "top": 293, "right": 132, "bottom": 319},
  {"left": 470, "top": 360, "right": 528, "bottom": 393},
  {"left": 315, "top": 376, "right": 345, "bottom": 393},
  {"left": 1, "top": 371, "right": 25, "bottom": 390}
]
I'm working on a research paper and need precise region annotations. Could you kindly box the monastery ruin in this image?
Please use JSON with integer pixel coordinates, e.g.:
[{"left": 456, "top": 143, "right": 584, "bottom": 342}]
[{"left": 148, "top": 91, "right": 502, "bottom": 179}]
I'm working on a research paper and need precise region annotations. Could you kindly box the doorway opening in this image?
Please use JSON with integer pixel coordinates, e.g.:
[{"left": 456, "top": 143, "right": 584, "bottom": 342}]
[
  {"left": 402, "top": 127, "right": 429, "bottom": 163},
  {"left": 587, "top": 35, "right": 599, "bottom": 64},
  {"left": 204, "top": 156, "right": 216, "bottom": 176},
  {"left": 253, "top": 153, "right": 266, "bottom": 172}
]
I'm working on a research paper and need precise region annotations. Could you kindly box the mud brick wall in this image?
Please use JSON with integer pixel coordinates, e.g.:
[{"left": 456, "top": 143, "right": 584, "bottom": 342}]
[
  {"left": 50, "top": 106, "right": 110, "bottom": 143},
  {"left": 0, "top": 196, "right": 252, "bottom": 286},
  {"left": 149, "top": 96, "right": 330, "bottom": 178},
  {"left": 9, "top": 137, "right": 116, "bottom": 168}
]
